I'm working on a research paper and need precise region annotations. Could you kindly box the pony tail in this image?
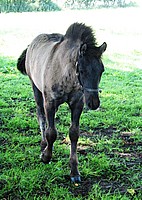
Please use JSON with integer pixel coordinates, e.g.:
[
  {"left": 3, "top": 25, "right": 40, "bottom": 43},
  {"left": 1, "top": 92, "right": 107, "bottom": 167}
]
[{"left": 17, "top": 48, "right": 28, "bottom": 75}]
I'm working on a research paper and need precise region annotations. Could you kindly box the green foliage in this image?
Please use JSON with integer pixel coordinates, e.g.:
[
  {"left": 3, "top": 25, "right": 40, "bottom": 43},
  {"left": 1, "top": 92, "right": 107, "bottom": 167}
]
[
  {"left": 0, "top": 0, "right": 61, "bottom": 12},
  {"left": 0, "top": 0, "right": 137, "bottom": 12},
  {"left": 39, "top": 0, "right": 61, "bottom": 11}
]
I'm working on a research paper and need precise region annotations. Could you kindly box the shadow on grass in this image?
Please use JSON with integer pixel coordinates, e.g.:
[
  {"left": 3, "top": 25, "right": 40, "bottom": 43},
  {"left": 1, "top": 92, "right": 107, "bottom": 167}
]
[{"left": 58, "top": 126, "right": 142, "bottom": 198}]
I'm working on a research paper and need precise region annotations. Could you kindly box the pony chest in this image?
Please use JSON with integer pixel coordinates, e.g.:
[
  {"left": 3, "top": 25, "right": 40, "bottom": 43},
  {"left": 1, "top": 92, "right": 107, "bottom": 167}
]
[{"left": 50, "top": 74, "right": 78, "bottom": 100}]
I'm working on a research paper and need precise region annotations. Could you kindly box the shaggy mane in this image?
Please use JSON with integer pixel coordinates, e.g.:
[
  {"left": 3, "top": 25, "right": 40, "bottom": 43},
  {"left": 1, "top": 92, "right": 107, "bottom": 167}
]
[{"left": 65, "top": 23, "right": 98, "bottom": 57}]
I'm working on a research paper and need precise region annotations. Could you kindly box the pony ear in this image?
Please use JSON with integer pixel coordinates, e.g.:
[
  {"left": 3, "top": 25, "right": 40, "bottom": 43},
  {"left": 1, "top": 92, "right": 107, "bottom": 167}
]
[
  {"left": 99, "top": 42, "right": 107, "bottom": 54},
  {"left": 96, "top": 42, "right": 107, "bottom": 57},
  {"left": 80, "top": 43, "right": 87, "bottom": 56}
]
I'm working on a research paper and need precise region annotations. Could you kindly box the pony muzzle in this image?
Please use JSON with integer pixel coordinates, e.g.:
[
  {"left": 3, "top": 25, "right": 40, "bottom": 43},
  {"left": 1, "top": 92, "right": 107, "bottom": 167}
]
[{"left": 84, "top": 91, "right": 100, "bottom": 110}]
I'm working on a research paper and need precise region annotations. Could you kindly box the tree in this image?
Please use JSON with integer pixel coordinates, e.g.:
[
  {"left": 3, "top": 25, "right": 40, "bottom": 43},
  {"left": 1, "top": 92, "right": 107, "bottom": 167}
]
[{"left": 0, "top": 0, "right": 60, "bottom": 12}]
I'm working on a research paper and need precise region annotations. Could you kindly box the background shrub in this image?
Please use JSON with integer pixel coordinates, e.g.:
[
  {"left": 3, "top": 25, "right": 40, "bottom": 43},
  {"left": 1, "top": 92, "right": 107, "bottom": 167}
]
[{"left": 0, "top": 0, "right": 137, "bottom": 13}]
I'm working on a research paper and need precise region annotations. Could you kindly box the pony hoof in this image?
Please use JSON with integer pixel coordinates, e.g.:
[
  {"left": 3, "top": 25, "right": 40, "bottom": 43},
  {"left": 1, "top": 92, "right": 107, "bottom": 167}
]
[
  {"left": 40, "top": 153, "right": 51, "bottom": 164},
  {"left": 70, "top": 176, "right": 81, "bottom": 183}
]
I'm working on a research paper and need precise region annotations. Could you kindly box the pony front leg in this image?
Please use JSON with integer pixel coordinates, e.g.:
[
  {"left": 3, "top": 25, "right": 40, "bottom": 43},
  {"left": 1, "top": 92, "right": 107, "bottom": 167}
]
[
  {"left": 41, "top": 102, "right": 57, "bottom": 164},
  {"left": 69, "top": 96, "right": 84, "bottom": 183},
  {"left": 69, "top": 125, "right": 81, "bottom": 182}
]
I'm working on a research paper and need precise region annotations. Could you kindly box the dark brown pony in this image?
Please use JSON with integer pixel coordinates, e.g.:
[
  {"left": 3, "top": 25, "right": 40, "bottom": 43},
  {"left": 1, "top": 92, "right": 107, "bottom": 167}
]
[{"left": 17, "top": 23, "right": 107, "bottom": 183}]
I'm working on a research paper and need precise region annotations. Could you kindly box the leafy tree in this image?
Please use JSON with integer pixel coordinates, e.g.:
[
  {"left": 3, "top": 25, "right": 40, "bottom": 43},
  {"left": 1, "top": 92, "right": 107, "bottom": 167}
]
[
  {"left": 0, "top": 0, "right": 60, "bottom": 12},
  {"left": 39, "top": 0, "right": 61, "bottom": 11},
  {"left": 0, "top": 0, "right": 137, "bottom": 12}
]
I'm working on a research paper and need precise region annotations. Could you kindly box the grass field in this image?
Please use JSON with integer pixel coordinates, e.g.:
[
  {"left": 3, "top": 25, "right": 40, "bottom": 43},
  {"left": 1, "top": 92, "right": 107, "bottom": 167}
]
[{"left": 0, "top": 8, "right": 142, "bottom": 199}]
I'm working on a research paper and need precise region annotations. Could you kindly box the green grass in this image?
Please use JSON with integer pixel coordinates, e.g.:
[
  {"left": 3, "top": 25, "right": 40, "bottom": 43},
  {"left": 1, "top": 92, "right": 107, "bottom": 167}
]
[
  {"left": 0, "top": 54, "right": 142, "bottom": 199},
  {"left": 0, "top": 8, "right": 142, "bottom": 200}
]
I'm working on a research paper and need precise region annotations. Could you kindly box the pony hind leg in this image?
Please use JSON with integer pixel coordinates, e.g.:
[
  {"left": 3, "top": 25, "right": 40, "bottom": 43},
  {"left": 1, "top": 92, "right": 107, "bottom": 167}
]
[
  {"left": 31, "top": 82, "right": 57, "bottom": 163},
  {"left": 41, "top": 99, "right": 57, "bottom": 163},
  {"left": 31, "top": 82, "right": 47, "bottom": 152},
  {"left": 68, "top": 92, "right": 84, "bottom": 183}
]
